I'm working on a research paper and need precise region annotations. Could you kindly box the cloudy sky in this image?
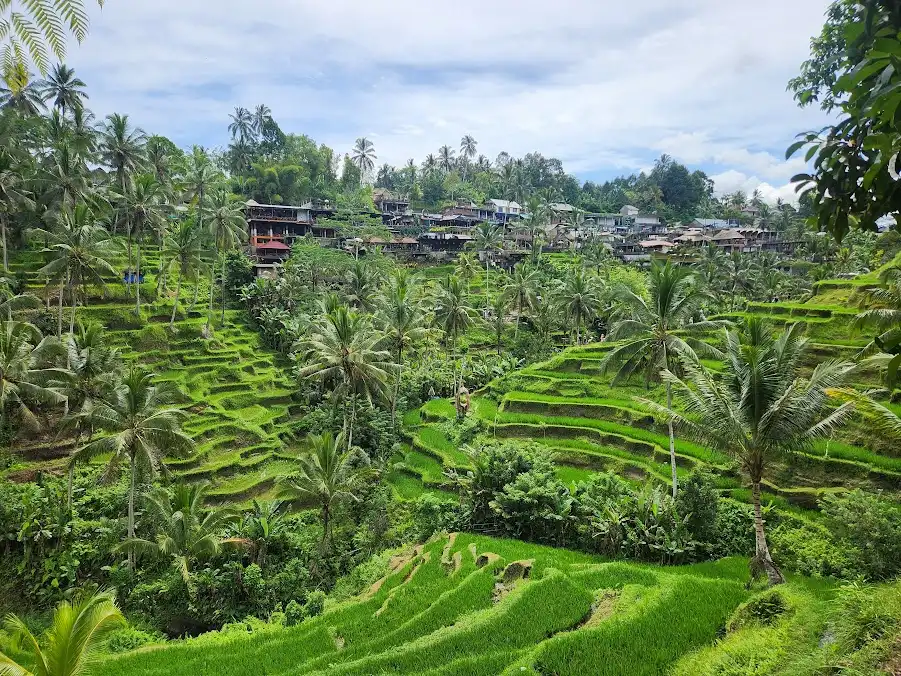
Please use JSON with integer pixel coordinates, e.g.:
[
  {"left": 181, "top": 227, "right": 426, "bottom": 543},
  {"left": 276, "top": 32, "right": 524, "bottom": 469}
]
[{"left": 66, "top": 0, "right": 832, "bottom": 202}]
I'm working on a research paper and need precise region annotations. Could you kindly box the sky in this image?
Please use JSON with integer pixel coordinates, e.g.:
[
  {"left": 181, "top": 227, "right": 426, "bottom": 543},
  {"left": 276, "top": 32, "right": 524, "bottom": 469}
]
[{"left": 66, "top": 0, "right": 834, "bottom": 204}]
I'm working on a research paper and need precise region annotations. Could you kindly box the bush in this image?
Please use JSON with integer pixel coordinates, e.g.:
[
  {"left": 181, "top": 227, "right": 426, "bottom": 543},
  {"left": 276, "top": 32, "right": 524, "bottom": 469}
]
[
  {"left": 412, "top": 493, "right": 463, "bottom": 540},
  {"left": 134, "top": 323, "right": 169, "bottom": 351},
  {"left": 712, "top": 500, "right": 754, "bottom": 558},
  {"left": 284, "top": 599, "right": 304, "bottom": 626},
  {"left": 103, "top": 308, "right": 144, "bottom": 330},
  {"left": 821, "top": 489, "right": 901, "bottom": 581},
  {"left": 303, "top": 590, "right": 326, "bottom": 618},
  {"left": 675, "top": 470, "right": 719, "bottom": 546},
  {"left": 105, "top": 627, "right": 164, "bottom": 654},
  {"left": 770, "top": 516, "right": 856, "bottom": 579},
  {"left": 727, "top": 588, "right": 790, "bottom": 631}
]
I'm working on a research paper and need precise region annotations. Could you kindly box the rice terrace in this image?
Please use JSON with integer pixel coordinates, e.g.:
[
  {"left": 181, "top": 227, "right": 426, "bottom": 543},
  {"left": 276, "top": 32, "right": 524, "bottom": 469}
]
[{"left": 1, "top": 0, "right": 901, "bottom": 674}]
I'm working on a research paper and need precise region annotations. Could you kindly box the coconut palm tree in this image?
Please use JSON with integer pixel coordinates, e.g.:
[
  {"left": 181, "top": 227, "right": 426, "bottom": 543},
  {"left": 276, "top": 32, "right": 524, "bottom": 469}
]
[
  {"left": 278, "top": 431, "right": 374, "bottom": 546},
  {"left": 237, "top": 499, "right": 287, "bottom": 568},
  {"left": 228, "top": 106, "right": 254, "bottom": 142},
  {"left": 120, "top": 174, "right": 166, "bottom": 314},
  {"left": 121, "top": 482, "right": 243, "bottom": 582},
  {"left": 600, "top": 259, "right": 724, "bottom": 497},
  {"left": 183, "top": 145, "right": 221, "bottom": 250},
  {"left": 163, "top": 219, "right": 206, "bottom": 328},
  {"left": 0, "top": 589, "right": 124, "bottom": 676},
  {"left": 0, "top": 155, "right": 34, "bottom": 271},
  {"left": 422, "top": 154, "right": 437, "bottom": 174},
  {"left": 39, "top": 142, "right": 90, "bottom": 214},
  {"left": 296, "top": 305, "right": 393, "bottom": 450},
  {"left": 559, "top": 265, "right": 604, "bottom": 346},
  {"left": 505, "top": 263, "right": 539, "bottom": 337},
  {"left": 71, "top": 367, "right": 194, "bottom": 570},
  {"left": 0, "top": 64, "right": 46, "bottom": 115},
  {"left": 459, "top": 134, "right": 477, "bottom": 179},
  {"left": 351, "top": 137, "right": 376, "bottom": 182},
  {"left": 98, "top": 113, "right": 146, "bottom": 195},
  {"left": 146, "top": 136, "right": 175, "bottom": 189},
  {"left": 346, "top": 259, "right": 381, "bottom": 313},
  {"left": 438, "top": 145, "right": 455, "bottom": 173},
  {"left": 489, "top": 293, "right": 509, "bottom": 355},
  {"left": 40, "top": 63, "right": 87, "bottom": 114},
  {"left": 433, "top": 274, "right": 477, "bottom": 396},
  {"left": 204, "top": 188, "right": 246, "bottom": 329},
  {"left": 472, "top": 221, "right": 503, "bottom": 316},
  {"left": 652, "top": 320, "right": 855, "bottom": 585},
  {"left": 454, "top": 251, "right": 479, "bottom": 291},
  {"left": 379, "top": 270, "right": 427, "bottom": 426},
  {"left": 0, "top": 321, "right": 67, "bottom": 439},
  {"left": 253, "top": 104, "right": 272, "bottom": 136},
  {"left": 33, "top": 203, "right": 117, "bottom": 338}
]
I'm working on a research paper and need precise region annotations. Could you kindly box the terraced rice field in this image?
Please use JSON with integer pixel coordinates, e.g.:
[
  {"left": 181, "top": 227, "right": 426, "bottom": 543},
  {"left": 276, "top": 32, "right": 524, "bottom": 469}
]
[
  {"left": 93, "top": 532, "right": 777, "bottom": 676},
  {"left": 399, "top": 279, "right": 901, "bottom": 512},
  {"left": 6, "top": 248, "right": 305, "bottom": 506}
]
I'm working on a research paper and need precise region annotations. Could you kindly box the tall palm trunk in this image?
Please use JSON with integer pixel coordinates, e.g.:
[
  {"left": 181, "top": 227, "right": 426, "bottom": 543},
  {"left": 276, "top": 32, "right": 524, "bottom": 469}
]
[
  {"left": 220, "top": 256, "right": 228, "bottom": 324},
  {"left": 135, "top": 228, "right": 142, "bottom": 315},
  {"left": 57, "top": 271, "right": 68, "bottom": 336},
  {"left": 666, "top": 382, "right": 678, "bottom": 498},
  {"left": 515, "top": 296, "right": 522, "bottom": 338},
  {"left": 347, "top": 396, "right": 357, "bottom": 451},
  {"left": 128, "top": 453, "right": 137, "bottom": 572},
  {"left": 484, "top": 255, "right": 490, "bottom": 316},
  {"left": 751, "top": 480, "right": 784, "bottom": 586},
  {"left": 391, "top": 350, "right": 403, "bottom": 432},
  {"left": 206, "top": 251, "right": 217, "bottom": 334},
  {"left": 170, "top": 269, "right": 183, "bottom": 328},
  {"left": 188, "top": 276, "right": 200, "bottom": 312},
  {"left": 1, "top": 214, "right": 7, "bottom": 272}
]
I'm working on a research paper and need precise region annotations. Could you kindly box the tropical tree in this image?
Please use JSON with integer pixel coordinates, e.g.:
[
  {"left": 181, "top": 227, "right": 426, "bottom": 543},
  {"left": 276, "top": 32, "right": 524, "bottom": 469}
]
[
  {"left": 472, "top": 221, "right": 503, "bottom": 315},
  {"left": 204, "top": 188, "right": 246, "bottom": 329},
  {"left": 253, "top": 104, "right": 272, "bottom": 136},
  {"left": 39, "top": 142, "right": 90, "bottom": 214},
  {"left": 277, "top": 431, "right": 373, "bottom": 546},
  {"left": 34, "top": 203, "right": 117, "bottom": 337},
  {"left": 505, "top": 263, "right": 539, "bottom": 337},
  {"left": 0, "top": 321, "right": 67, "bottom": 439},
  {"left": 432, "top": 274, "right": 477, "bottom": 394},
  {"left": 346, "top": 259, "right": 380, "bottom": 313},
  {"left": 228, "top": 106, "right": 254, "bottom": 142},
  {"left": 71, "top": 367, "right": 193, "bottom": 569},
  {"left": 0, "top": 64, "right": 46, "bottom": 115},
  {"left": 0, "top": 589, "right": 124, "bottom": 676},
  {"left": 296, "top": 305, "right": 393, "bottom": 450},
  {"left": 459, "top": 134, "right": 477, "bottom": 179},
  {"left": 600, "top": 259, "right": 723, "bottom": 497},
  {"left": 379, "top": 270, "right": 427, "bottom": 426},
  {"left": 488, "top": 293, "right": 509, "bottom": 355},
  {"left": 98, "top": 113, "right": 146, "bottom": 195},
  {"left": 163, "top": 218, "right": 206, "bottom": 328},
  {"left": 40, "top": 63, "right": 87, "bottom": 114},
  {"left": 454, "top": 251, "right": 479, "bottom": 290},
  {"left": 652, "top": 320, "right": 854, "bottom": 585},
  {"left": 237, "top": 499, "right": 286, "bottom": 568},
  {"left": 122, "top": 482, "right": 243, "bottom": 583},
  {"left": 120, "top": 174, "right": 166, "bottom": 314},
  {"left": 438, "top": 145, "right": 455, "bottom": 173},
  {"left": 558, "top": 265, "right": 604, "bottom": 345},
  {"left": 350, "top": 137, "right": 376, "bottom": 182},
  {"left": 0, "top": 154, "right": 34, "bottom": 271}
]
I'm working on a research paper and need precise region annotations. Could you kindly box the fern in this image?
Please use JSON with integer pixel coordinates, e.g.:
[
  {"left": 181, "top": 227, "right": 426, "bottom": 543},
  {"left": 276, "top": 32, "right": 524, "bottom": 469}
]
[{"left": 0, "top": 0, "right": 104, "bottom": 74}]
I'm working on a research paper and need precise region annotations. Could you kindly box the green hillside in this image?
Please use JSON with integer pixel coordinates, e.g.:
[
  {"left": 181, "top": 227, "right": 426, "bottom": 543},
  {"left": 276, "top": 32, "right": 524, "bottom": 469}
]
[{"left": 91, "top": 533, "right": 898, "bottom": 676}]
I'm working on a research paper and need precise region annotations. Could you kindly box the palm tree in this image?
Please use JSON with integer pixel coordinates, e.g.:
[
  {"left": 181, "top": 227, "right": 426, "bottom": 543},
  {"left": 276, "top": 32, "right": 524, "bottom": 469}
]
[
  {"left": 40, "top": 63, "right": 87, "bottom": 114},
  {"left": 278, "top": 431, "right": 373, "bottom": 546},
  {"left": 253, "top": 104, "right": 272, "bottom": 136},
  {"left": 724, "top": 251, "right": 754, "bottom": 310},
  {"left": 379, "top": 270, "right": 427, "bottom": 427},
  {"left": 146, "top": 136, "right": 175, "bottom": 188},
  {"left": 71, "top": 367, "right": 194, "bottom": 570},
  {"left": 433, "top": 275, "right": 477, "bottom": 396},
  {"left": 238, "top": 499, "right": 286, "bottom": 568},
  {"left": 459, "top": 134, "right": 477, "bottom": 179},
  {"left": 296, "top": 305, "right": 393, "bottom": 450},
  {"left": 122, "top": 482, "right": 242, "bottom": 582},
  {"left": 346, "top": 259, "right": 380, "bottom": 313},
  {"left": 0, "top": 155, "right": 34, "bottom": 271},
  {"left": 472, "top": 221, "right": 503, "bottom": 316},
  {"left": 600, "top": 259, "right": 724, "bottom": 497},
  {"left": 438, "top": 145, "right": 455, "bottom": 173},
  {"left": 59, "top": 323, "right": 121, "bottom": 507},
  {"left": 422, "top": 154, "right": 437, "bottom": 174},
  {"left": 0, "top": 589, "right": 124, "bottom": 676},
  {"left": 454, "top": 251, "right": 479, "bottom": 291},
  {"left": 34, "top": 204, "right": 117, "bottom": 338},
  {"left": 120, "top": 174, "right": 166, "bottom": 314},
  {"left": 351, "top": 137, "right": 376, "bottom": 182},
  {"left": 163, "top": 219, "right": 206, "bottom": 328},
  {"left": 505, "top": 264, "right": 539, "bottom": 337},
  {"left": 183, "top": 146, "right": 221, "bottom": 261},
  {"left": 0, "top": 321, "right": 67, "bottom": 439},
  {"left": 489, "top": 293, "right": 509, "bottom": 355},
  {"left": 39, "top": 142, "right": 90, "bottom": 214},
  {"left": 98, "top": 113, "right": 146, "bottom": 195},
  {"left": 0, "top": 64, "right": 46, "bottom": 115},
  {"left": 559, "top": 265, "right": 604, "bottom": 346},
  {"left": 228, "top": 106, "right": 254, "bottom": 142},
  {"left": 695, "top": 243, "right": 726, "bottom": 294},
  {"left": 204, "top": 188, "right": 246, "bottom": 329},
  {"left": 653, "top": 320, "right": 855, "bottom": 585}
]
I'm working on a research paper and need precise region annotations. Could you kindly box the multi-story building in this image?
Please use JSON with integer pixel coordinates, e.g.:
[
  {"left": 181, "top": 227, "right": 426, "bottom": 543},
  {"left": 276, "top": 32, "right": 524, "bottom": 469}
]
[{"left": 246, "top": 199, "right": 338, "bottom": 275}]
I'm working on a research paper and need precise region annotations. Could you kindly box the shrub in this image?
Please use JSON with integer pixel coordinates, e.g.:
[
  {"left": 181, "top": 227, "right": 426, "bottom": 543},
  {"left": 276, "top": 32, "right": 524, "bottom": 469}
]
[
  {"left": 675, "top": 470, "right": 719, "bottom": 546},
  {"left": 412, "top": 493, "right": 463, "bottom": 540},
  {"left": 105, "top": 627, "right": 164, "bottom": 654},
  {"left": 303, "top": 590, "right": 326, "bottom": 618},
  {"left": 103, "top": 308, "right": 144, "bottom": 330},
  {"left": 284, "top": 600, "right": 304, "bottom": 626},
  {"left": 770, "top": 516, "right": 856, "bottom": 579},
  {"left": 727, "top": 588, "right": 790, "bottom": 631},
  {"left": 712, "top": 500, "right": 754, "bottom": 558},
  {"left": 134, "top": 323, "right": 169, "bottom": 351},
  {"left": 821, "top": 489, "right": 901, "bottom": 581}
]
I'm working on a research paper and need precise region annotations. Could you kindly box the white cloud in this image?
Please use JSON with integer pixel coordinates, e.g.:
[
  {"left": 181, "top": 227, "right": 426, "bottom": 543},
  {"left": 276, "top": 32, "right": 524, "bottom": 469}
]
[
  {"left": 66, "top": 0, "right": 834, "bottom": 192},
  {"left": 709, "top": 170, "right": 801, "bottom": 205}
]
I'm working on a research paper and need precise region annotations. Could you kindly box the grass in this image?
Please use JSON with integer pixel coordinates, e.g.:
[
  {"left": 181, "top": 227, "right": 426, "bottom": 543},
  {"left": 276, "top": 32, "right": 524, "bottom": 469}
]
[{"left": 93, "top": 533, "right": 893, "bottom": 676}]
